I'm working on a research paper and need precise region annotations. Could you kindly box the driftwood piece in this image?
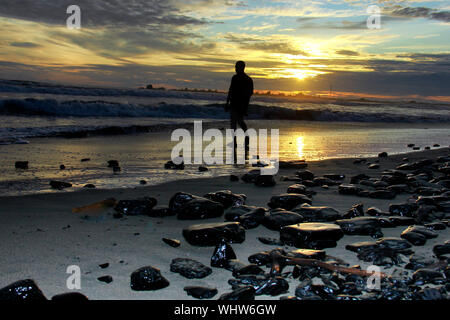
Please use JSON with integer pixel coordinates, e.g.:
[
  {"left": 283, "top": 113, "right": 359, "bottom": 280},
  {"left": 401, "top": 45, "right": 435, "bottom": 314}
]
[{"left": 269, "top": 251, "right": 388, "bottom": 279}]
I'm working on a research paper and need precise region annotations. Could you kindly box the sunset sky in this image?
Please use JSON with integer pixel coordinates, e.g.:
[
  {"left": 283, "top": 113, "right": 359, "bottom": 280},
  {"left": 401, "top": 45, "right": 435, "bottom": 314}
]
[{"left": 0, "top": 0, "right": 449, "bottom": 98}]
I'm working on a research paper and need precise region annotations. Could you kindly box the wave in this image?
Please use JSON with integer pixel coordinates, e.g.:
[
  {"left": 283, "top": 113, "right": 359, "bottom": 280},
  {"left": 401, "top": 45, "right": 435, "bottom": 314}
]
[{"left": 1, "top": 97, "right": 449, "bottom": 123}]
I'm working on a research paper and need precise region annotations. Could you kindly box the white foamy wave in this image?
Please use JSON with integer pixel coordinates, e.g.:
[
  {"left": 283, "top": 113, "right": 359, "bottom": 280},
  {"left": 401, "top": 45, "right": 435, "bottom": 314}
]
[{"left": 1, "top": 97, "right": 450, "bottom": 124}]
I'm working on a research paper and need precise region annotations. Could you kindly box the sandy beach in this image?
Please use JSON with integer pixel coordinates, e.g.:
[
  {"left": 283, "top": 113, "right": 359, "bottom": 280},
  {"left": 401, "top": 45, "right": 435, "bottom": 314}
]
[{"left": 1, "top": 147, "right": 448, "bottom": 300}]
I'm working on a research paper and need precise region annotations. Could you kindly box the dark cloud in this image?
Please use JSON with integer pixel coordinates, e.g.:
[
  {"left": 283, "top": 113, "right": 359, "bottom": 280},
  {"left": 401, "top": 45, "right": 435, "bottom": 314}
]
[
  {"left": 297, "top": 18, "right": 368, "bottom": 30},
  {"left": 335, "top": 50, "right": 359, "bottom": 56},
  {"left": 0, "top": 0, "right": 208, "bottom": 27},
  {"left": 388, "top": 6, "right": 450, "bottom": 23},
  {"left": 46, "top": 26, "right": 215, "bottom": 59},
  {"left": 10, "top": 42, "right": 41, "bottom": 48},
  {"left": 224, "top": 34, "right": 309, "bottom": 56}
]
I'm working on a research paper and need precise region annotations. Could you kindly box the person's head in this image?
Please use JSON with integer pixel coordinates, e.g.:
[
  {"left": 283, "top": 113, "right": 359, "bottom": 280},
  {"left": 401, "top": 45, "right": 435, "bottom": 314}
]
[{"left": 235, "top": 61, "right": 246, "bottom": 74}]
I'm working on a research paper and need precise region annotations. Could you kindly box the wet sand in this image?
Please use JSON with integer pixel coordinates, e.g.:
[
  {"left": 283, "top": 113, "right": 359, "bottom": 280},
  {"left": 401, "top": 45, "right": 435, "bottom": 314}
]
[{"left": 0, "top": 148, "right": 449, "bottom": 299}]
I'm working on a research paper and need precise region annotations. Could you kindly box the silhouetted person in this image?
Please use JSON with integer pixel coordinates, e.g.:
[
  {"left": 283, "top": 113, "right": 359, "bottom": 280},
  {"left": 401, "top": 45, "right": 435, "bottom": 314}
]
[{"left": 225, "top": 61, "right": 253, "bottom": 131}]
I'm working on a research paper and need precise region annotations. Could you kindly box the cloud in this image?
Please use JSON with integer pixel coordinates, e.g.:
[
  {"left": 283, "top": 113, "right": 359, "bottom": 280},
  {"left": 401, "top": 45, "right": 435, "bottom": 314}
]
[
  {"left": 223, "top": 33, "right": 309, "bottom": 56},
  {"left": 0, "top": 0, "right": 209, "bottom": 27},
  {"left": 388, "top": 6, "right": 450, "bottom": 23},
  {"left": 335, "top": 50, "right": 359, "bottom": 56},
  {"left": 10, "top": 42, "right": 41, "bottom": 48}
]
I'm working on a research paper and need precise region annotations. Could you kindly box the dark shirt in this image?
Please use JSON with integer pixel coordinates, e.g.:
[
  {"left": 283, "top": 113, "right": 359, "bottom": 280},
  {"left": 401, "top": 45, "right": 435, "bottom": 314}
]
[{"left": 227, "top": 72, "right": 253, "bottom": 113}]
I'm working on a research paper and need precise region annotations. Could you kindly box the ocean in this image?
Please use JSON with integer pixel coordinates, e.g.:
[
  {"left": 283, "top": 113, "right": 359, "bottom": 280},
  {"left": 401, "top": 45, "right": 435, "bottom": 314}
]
[{"left": 0, "top": 79, "right": 449, "bottom": 196}]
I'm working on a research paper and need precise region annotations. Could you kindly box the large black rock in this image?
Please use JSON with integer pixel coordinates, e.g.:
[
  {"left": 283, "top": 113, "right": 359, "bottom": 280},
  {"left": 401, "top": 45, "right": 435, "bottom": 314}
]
[
  {"left": 229, "top": 275, "right": 289, "bottom": 296},
  {"left": 0, "top": 279, "right": 47, "bottom": 301},
  {"left": 114, "top": 197, "right": 157, "bottom": 216},
  {"left": 347, "top": 237, "right": 413, "bottom": 266},
  {"left": 334, "top": 217, "right": 382, "bottom": 238},
  {"left": 203, "top": 190, "right": 246, "bottom": 208},
  {"left": 184, "top": 286, "right": 218, "bottom": 299},
  {"left": 218, "top": 286, "right": 256, "bottom": 300},
  {"left": 51, "top": 292, "right": 89, "bottom": 301},
  {"left": 177, "top": 199, "right": 224, "bottom": 220},
  {"left": 130, "top": 266, "right": 170, "bottom": 291},
  {"left": 280, "top": 222, "right": 344, "bottom": 249},
  {"left": 433, "top": 240, "right": 450, "bottom": 257},
  {"left": 170, "top": 258, "right": 212, "bottom": 279},
  {"left": 261, "top": 208, "right": 304, "bottom": 231},
  {"left": 237, "top": 207, "right": 267, "bottom": 229},
  {"left": 268, "top": 193, "right": 312, "bottom": 210},
  {"left": 169, "top": 192, "right": 198, "bottom": 212},
  {"left": 182, "top": 222, "right": 245, "bottom": 246},
  {"left": 292, "top": 204, "right": 341, "bottom": 222},
  {"left": 224, "top": 205, "right": 264, "bottom": 221}
]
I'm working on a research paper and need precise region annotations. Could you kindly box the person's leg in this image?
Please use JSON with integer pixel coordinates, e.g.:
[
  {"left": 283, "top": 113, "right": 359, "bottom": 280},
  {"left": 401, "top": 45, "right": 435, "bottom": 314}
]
[
  {"left": 237, "top": 115, "right": 247, "bottom": 132},
  {"left": 230, "top": 109, "right": 237, "bottom": 130}
]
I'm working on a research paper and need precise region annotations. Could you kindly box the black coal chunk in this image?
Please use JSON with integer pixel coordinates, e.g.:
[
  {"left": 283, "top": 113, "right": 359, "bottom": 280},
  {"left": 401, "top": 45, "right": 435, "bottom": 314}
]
[
  {"left": 130, "top": 266, "right": 170, "bottom": 291},
  {"left": 177, "top": 198, "right": 224, "bottom": 220},
  {"left": 366, "top": 207, "right": 389, "bottom": 216},
  {"left": 261, "top": 208, "right": 304, "bottom": 231},
  {"left": 388, "top": 216, "right": 416, "bottom": 226},
  {"left": 51, "top": 292, "right": 88, "bottom": 301},
  {"left": 170, "top": 258, "right": 212, "bottom": 279},
  {"left": 184, "top": 286, "right": 218, "bottom": 299},
  {"left": 237, "top": 207, "right": 266, "bottom": 229},
  {"left": 342, "top": 203, "right": 364, "bottom": 219},
  {"left": 241, "top": 169, "right": 261, "bottom": 183},
  {"left": 232, "top": 264, "right": 265, "bottom": 277},
  {"left": 412, "top": 269, "right": 445, "bottom": 285},
  {"left": 114, "top": 197, "right": 157, "bottom": 216},
  {"left": 164, "top": 160, "right": 184, "bottom": 170},
  {"left": 368, "top": 189, "right": 396, "bottom": 199},
  {"left": 15, "top": 161, "right": 29, "bottom": 169},
  {"left": 401, "top": 226, "right": 438, "bottom": 246},
  {"left": 203, "top": 190, "right": 246, "bottom": 208},
  {"left": 230, "top": 275, "right": 289, "bottom": 296},
  {"left": 287, "top": 184, "right": 315, "bottom": 197},
  {"left": 183, "top": 222, "right": 245, "bottom": 246},
  {"left": 50, "top": 180, "right": 72, "bottom": 190},
  {"left": 211, "top": 239, "right": 237, "bottom": 268},
  {"left": 97, "top": 275, "right": 113, "bottom": 284},
  {"left": 218, "top": 286, "right": 256, "bottom": 300},
  {"left": 347, "top": 237, "right": 413, "bottom": 266},
  {"left": 286, "top": 248, "right": 326, "bottom": 260},
  {"left": 224, "top": 205, "right": 263, "bottom": 221},
  {"left": 292, "top": 204, "right": 341, "bottom": 222},
  {"left": 335, "top": 217, "right": 382, "bottom": 238},
  {"left": 268, "top": 193, "right": 312, "bottom": 210},
  {"left": 257, "top": 237, "right": 284, "bottom": 246},
  {"left": 433, "top": 240, "right": 450, "bottom": 257},
  {"left": 0, "top": 279, "right": 47, "bottom": 301},
  {"left": 148, "top": 206, "right": 175, "bottom": 217},
  {"left": 162, "top": 238, "right": 181, "bottom": 248},
  {"left": 389, "top": 203, "right": 418, "bottom": 217},
  {"left": 255, "top": 175, "right": 277, "bottom": 187},
  {"left": 280, "top": 222, "right": 344, "bottom": 249},
  {"left": 107, "top": 160, "right": 119, "bottom": 167},
  {"left": 338, "top": 184, "right": 361, "bottom": 195},
  {"left": 296, "top": 170, "right": 315, "bottom": 180}
]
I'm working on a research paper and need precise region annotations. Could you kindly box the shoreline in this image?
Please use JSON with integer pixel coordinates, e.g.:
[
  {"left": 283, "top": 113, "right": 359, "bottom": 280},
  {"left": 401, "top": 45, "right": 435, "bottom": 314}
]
[{"left": 1, "top": 147, "right": 448, "bottom": 200}]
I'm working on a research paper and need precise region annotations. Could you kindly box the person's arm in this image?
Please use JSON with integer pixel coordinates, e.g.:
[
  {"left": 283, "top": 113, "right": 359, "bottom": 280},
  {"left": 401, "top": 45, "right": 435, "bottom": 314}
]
[{"left": 225, "top": 76, "right": 234, "bottom": 111}]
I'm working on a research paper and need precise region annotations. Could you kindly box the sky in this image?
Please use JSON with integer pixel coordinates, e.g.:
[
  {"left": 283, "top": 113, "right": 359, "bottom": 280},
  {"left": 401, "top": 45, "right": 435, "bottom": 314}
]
[{"left": 0, "top": 0, "right": 449, "bottom": 98}]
